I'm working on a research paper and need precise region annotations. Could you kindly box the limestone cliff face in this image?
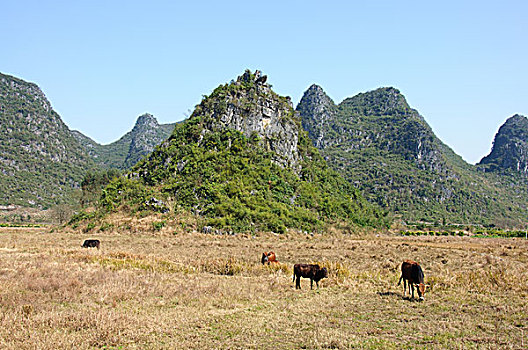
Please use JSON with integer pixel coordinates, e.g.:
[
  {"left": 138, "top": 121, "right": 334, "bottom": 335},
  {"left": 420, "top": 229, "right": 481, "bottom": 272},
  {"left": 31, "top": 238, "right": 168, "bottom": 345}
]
[
  {"left": 196, "top": 70, "right": 301, "bottom": 171},
  {"left": 479, "top": 114, "right": 528, "bottom": 175}
]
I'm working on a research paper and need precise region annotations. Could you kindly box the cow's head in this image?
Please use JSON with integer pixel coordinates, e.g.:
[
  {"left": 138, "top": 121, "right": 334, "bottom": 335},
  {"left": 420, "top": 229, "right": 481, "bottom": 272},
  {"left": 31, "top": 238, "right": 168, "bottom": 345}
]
[
  {"left": 261, "top": 253, "right": 269, "bottom": 265},
  {"left": 315, "top": 267, "right": 328, "bottom": 281},
  {"left": 415, "top": 283, "right": 429, "bottom": 300}
]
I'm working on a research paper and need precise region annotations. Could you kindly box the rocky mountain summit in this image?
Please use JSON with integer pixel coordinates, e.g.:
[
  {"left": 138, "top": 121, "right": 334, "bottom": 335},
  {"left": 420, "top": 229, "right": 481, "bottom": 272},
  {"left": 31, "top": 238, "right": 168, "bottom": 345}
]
[
  {"left": 0, "top": 72, "right": 95, "bottom": 207},
  {"left": 298, "top": 86, "right": 455, "bottom": 173},
  {"left": 345, "top": 87, "right": 447, "bottom": 172},
  {"left": 479, "top": 114, "right": 528, "bottom": 175},
  {"left": 73, "top": 113, "right": 175, "bottom": 169},
  {"left": 200, "top": 70, "right": 301, "bottom": 171},
  {"left": 297, "top": 85, "right": 527, "bottom": 225},
  {"left": 123, "top": 113, "right": 176, "bottom": 168}
]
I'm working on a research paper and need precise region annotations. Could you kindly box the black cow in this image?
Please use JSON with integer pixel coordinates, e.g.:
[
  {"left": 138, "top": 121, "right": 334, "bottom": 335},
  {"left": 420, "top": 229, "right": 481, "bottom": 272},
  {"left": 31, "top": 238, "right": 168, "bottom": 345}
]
[
  {"left": 81, "top": 239, "right": 100, "bottom": 250},
  {"left": 398, "top": 260, "right": 428, "bottom": 300},
  {"left": 293, "top": 264, "right": 328, "bottom": 289}
]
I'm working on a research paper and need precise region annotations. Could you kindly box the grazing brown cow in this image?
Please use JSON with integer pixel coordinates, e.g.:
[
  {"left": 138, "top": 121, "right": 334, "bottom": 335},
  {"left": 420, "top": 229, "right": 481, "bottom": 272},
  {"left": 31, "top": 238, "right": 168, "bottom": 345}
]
[
  {"left": 293, "top": 264, "right": 328, "bottom": 289},
  {"left": 398, "top": 260, "right": 428, "bottom": 300},
  {"left": 261, "top": 251, "right": 278, "bottom": 265},
  {"left": 82, "top": 239, "right": 100, "bottom": 250}
]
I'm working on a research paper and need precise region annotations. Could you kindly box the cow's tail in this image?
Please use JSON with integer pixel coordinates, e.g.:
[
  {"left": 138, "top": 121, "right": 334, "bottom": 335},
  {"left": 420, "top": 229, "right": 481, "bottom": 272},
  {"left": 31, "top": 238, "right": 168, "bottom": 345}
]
[{"left": 397, "top": 275, "right": 402, "bottom": 286}]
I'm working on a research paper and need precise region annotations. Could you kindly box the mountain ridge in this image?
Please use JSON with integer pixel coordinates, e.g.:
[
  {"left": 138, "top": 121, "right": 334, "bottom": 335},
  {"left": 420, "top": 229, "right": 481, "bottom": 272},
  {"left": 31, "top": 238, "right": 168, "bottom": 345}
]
[
  {"left": 297, "top": 84, "right": 527, "bottom": 226},
  {"left": 72, "top": 113, "right": 176, "bottom": 169}
]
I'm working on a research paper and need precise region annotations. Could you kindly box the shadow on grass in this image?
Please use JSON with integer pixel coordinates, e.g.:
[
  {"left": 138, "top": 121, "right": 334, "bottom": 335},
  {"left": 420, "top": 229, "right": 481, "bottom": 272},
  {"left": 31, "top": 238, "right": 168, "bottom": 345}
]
[{"left": 377, "top": 291, "right": 423, "bottom": 302}]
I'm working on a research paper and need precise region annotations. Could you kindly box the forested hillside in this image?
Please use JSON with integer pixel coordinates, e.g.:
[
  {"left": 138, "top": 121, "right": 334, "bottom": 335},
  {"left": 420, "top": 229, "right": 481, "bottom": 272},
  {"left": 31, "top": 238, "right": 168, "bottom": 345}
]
[{"left": 0, "top": 72, "right": 95, "bottom": 208}]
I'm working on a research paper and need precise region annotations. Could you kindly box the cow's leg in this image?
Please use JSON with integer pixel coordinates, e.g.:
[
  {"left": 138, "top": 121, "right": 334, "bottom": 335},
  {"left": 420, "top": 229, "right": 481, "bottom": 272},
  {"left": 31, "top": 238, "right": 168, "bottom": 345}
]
[
  {"left": 310, "top": 279, "right": 313, "bottom": 290},
  {"left": 296, "top": 276, "right": 301, "bottom": 289},
  {"left": 411, "top": 284, "right": 415, "bottom": 299},
  {"left": 403, "top": 279, "right": 407, "bottom": 296}
]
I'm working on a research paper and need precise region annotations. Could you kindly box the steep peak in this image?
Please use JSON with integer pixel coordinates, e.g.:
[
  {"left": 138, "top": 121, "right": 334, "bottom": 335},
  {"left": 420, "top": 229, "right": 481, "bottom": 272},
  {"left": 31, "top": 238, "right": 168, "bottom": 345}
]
[
  {"left": 296, "top": 84, "right": 337, "bottom": 149},
  {"left": 340, "top": 86, "right": 413, "bottom": 117},
  {"left": 479, "top": 114, "right": 528, "bottom": 174},
  {"left": 133, "top": 113, "right": 159, "bottom": 130},
  {"left": 305, "top": 83, "right": 326, "bottom": 94},
  {"left": 0, "top": 72, "right": 95, "bottom": 207},
  {"left": 503, "top": 114, "right": 528, "bottom": 128},
  {"left": 299, "top": 84, "right": 335, "bottom": 105},
  {"left": 120, "top": 70, "right": 387, "bottom": 232}
]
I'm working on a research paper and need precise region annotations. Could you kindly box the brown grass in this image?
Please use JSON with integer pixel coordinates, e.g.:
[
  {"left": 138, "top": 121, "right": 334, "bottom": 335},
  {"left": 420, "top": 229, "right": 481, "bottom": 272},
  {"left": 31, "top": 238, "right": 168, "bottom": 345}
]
[{"left": 0, "top": 225, "right": 527, "bottom": 349}]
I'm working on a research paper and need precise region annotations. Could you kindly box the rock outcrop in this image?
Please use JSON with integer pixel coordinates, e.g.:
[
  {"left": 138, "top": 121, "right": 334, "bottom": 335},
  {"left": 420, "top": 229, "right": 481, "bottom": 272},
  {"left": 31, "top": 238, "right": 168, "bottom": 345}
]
[{"left": 201, "top": 70, "right": 300, "bottom": 171}]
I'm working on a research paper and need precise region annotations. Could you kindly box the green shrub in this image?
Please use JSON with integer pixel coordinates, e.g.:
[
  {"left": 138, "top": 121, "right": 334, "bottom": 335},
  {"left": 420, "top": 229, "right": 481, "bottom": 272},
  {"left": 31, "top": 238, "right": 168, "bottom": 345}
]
[
  {"left": 68, "top": 211, "right": 96, "bottom": 225},
  {"left": 99, "top": 222, "right": 114, "bottom": 232},
  {"left": 152, "top": 221, "right": 166, "bottom": 231}
]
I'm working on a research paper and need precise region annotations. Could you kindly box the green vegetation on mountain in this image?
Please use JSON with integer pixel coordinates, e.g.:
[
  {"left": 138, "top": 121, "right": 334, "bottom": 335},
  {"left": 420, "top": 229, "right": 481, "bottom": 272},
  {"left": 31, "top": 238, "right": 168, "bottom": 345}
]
[
  {"left": 297, "top": 85, "right": 528, "bottom": 227},
  {"left": 90, "top": 71, "right": 388, "bottom": 232},
  {"left": 4, "top": 69, "right": 525, "bottom": 230},
  {"left": 80, "top": 169, "right": 122, "bottom": 207},
  {"left": 0, "top": 72, "right": 96, "bottom": 208},
  {"left": 72, "top": 113, "right": 175, "bottom": 169}
]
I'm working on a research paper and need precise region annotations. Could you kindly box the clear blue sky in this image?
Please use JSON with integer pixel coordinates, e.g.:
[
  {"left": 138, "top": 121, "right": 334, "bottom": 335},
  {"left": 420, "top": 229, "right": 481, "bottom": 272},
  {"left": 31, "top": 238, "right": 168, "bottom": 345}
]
[{"left": 1, "top": 0, "right": 526, "bottom": 164}]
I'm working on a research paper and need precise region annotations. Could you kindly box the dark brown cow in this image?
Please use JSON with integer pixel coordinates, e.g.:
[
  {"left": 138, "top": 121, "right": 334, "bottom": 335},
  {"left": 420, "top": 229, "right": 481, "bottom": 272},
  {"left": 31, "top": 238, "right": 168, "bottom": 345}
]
[
  {"left": 82, "top": 239, "right": 100, "bottom": 250},
  {"left": 293, "top": 264, "right": 328, "bottom": 289},
  {"left": 398, "top": 260, "right": 428, "bottom": 300},
  {"left": 261, "top": 251, "right": 278, "bottom": 265}
]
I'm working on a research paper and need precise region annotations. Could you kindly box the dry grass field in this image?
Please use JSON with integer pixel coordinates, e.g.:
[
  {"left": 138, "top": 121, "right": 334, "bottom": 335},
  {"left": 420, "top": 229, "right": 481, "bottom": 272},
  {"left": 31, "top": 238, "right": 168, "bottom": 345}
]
[{"left": 0, "top": 221, "right": 527, "bottom": 349}]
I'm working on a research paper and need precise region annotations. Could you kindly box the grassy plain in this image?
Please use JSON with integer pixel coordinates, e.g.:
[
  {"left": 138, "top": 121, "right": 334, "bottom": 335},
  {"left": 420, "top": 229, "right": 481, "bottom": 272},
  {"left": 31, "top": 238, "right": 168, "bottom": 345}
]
[{"left": 0, "top": 222, "right": 527, "bottom": 349}]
